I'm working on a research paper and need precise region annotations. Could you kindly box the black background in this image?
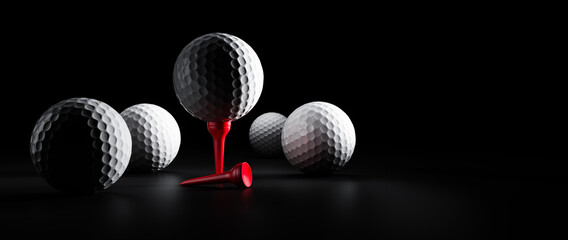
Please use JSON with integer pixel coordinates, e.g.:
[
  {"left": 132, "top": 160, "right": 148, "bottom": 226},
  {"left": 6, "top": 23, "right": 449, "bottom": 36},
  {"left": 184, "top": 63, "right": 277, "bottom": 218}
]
[{"left": 1, "top": 4, "right": 562, "bottom": 239}]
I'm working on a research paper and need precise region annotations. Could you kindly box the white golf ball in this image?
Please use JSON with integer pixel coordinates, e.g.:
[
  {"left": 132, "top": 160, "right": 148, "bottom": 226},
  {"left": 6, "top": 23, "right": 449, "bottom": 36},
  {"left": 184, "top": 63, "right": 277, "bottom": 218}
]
[
  {"left": 249, "top": 112, "right": 287, "bottom": 157},
  {"left": 30, "top": 98, "right": 132, "bottom": 193},
  {"left": 121, "top": 104, "right": 181, "bottom": 172},
  {"left": 173, "top": 32, "right": 263, "bottom": 122},
  {"left": 281, "top": 102, "right": 356, "bottom": 174}
]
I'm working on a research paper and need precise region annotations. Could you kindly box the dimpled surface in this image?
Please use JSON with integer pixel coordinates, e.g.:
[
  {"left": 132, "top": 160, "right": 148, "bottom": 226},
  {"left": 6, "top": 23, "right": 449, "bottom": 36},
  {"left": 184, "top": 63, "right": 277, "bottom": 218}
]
[
  {"left": 121, "top": 104, "right": 181, "bottom": 172},
  {"left": 29, "top": 98, "right": 132, "bottom": 193},
  {"left": 281, "top": 102, "right": 356, "bottom": 174},
  {"left": 249, "top": 112, "right": 287, "bottom": 157},
  {"left": 173, "top": 32, "right": 263, "bottom": 122}
]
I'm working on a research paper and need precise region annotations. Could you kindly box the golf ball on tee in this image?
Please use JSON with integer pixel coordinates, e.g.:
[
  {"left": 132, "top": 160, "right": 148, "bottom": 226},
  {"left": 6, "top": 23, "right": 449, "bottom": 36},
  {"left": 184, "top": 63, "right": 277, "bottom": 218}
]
[
  {"left": 173, "top": 32, "right": 263, "bottom": 122},
  {"left": 30, "top": 98, "right": 132, "bottom": 193},
  {"left": 281, "top": 101, "right": 356, "bottom": 174},
  {"left": 249, "top": 112, "right": 287, "bottom": 157},
  {"left": 121, "top": 104, "right": 181, "bottom": 172}
]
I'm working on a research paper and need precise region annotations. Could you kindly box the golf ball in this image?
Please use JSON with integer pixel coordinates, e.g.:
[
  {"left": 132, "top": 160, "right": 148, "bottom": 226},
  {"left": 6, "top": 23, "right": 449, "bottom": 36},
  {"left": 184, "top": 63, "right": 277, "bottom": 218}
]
[
  {"left": 121, "top": 104, "right": 181, "bottom": 172},
  {"left": 30, "top": 98, "right": 132, "bottom": 193},
  {"left": 281, "top": 102, "right": 356, "bottom": 174},
  {"left": 173, "top": 32, "right": 263, "bottom": 122},
  {"left": 249, "top": 112, "right": 287, "bottom": 157}
]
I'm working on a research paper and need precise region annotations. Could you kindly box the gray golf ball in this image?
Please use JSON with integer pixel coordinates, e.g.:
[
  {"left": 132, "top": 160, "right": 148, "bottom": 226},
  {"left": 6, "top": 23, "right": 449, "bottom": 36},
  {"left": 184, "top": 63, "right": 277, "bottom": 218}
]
[
  {"left": 30, "top": 98, "right": 132, "bottom": 193},
  {"left": 173, "top": 32, "right": 263, "bottom": 122},
  {"left": 121, "top": 104, "right": 181, "bottom": 172},
  {"left": 249, "top": 112, "right": 287, "bottom": 157},
  {"left": 281, "top": 102, "right": 356, "bottom": 174}
]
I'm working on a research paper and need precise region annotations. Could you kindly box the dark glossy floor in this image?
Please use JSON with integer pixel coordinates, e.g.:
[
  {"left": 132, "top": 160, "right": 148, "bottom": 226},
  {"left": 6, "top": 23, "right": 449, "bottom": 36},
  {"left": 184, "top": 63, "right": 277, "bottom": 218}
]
[{"left": 1, "top": 150, "right": 561, "bottom": 239}]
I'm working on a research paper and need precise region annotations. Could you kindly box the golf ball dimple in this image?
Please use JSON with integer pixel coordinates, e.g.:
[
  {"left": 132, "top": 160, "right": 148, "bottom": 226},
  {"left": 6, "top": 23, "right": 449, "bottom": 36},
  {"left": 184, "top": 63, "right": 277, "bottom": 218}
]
[
  {"left": 121, "top": 104, "right": 181, "bottom": 172},
  {"left": 30, "top": 98, "right": 132, "bottom": 193},
  {"left": 173, "top": 32, "right": 263, "bottom": 122},
  {"left": 249, "top": 112, "right": 287, "bottom": 157},
  {"left": 281, "top": 102, "right": 356, "bottom": 174}
]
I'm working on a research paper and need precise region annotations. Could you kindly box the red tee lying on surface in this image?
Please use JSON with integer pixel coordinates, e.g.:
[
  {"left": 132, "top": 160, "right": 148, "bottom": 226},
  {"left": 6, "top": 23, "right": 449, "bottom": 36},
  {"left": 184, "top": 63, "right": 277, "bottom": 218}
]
[{"left": 180, "top": 162, "right": 253, "bottom": 188}]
